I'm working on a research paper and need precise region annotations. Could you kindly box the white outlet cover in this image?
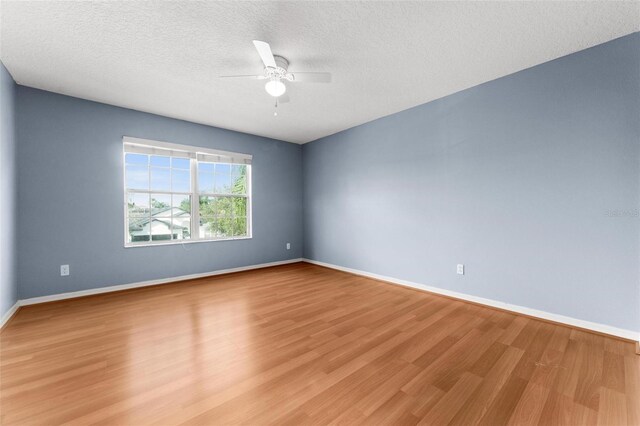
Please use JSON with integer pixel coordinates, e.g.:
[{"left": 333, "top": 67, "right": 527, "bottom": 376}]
[
  {"left": 457, "top": 264, "right": 464, "bottom": 275},
  {"left": 60, "top": 264, "right": 70, "bottom": 276}
]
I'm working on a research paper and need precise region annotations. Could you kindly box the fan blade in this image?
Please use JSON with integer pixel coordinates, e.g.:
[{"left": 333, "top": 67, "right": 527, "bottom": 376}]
[
  {"left": 291, "top": 72, "right": 332, "bottom": 83},
  {"left": 278, "top": 94, "right": 290, "bottom": 104},
  {"left": 219, "top": 74, "right": 266, "bottom": 79},
  {"left": 252, "top": 40, "right": 277, "bottom": 69}
]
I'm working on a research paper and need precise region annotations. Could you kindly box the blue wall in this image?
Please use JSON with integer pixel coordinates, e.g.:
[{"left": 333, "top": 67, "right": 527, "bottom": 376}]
[
  {"left": 16, "top": 87, "right": 303, "bottom": 299},
  {"left": 8, "top": 33, "right": 640, "bottom": 333},
  {"left": 303, "top": 33, "right": 640, "bottom": 332},
  {"left": 0, "top": 62, "right": 18, "bottom": 317}
]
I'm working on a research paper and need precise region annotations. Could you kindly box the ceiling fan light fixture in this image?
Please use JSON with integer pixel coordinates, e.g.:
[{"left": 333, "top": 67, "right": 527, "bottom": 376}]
[{"left": 265, "top": 78, "right": 286, "bottom": 97}]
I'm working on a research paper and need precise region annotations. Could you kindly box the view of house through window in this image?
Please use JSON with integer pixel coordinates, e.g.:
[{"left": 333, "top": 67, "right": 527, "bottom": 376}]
[{"left": 123, "top": 138, "right": 251, "bottom": 246}]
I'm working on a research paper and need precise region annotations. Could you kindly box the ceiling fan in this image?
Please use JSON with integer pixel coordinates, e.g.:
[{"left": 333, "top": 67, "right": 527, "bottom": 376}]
[{"left": 220, "top": 40, "right": 332, "bottom": 103}]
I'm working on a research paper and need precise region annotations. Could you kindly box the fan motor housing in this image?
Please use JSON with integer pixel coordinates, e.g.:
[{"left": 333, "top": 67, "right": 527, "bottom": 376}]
[{"left": 273, "top": 55, "right": 289, "bottom": 72}]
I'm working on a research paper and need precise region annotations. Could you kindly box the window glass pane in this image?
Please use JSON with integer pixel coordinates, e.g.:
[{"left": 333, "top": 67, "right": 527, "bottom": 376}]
[
  {"left": 215, "top": 163, "right": 231, "bottom": 174},
  {"left": 216, "top": 197, "right": 232, "bottom": 217},
  {"left": 150, "top": 155, "right": 170, "bottom": 167},
  {"left": 172, "top": 218, "right": 191, "bottom": 240},
  {"left": 172, "top": 157, "right": 190, "bottom": 170},
  {"left": 199, "top": 196, "right": 217, "bottom": 217},
  {"left": 215, "top": 174, "right": 232, "bottom": 194},
  {"left": 150, "top": 167, "right": 171, "bottom": 191},
  {"left": 200, "top": 196, "right": 232, "bottom": 217},
  {"left": 151, "top": 227, "right": 172, "bottom": 241},
  {"left": 172, "top": 194, "right": 191, "bottom": 214},
  {"left": 125, "top": 153, "right": 148, "bottom": 165},
  {"left": 231, "top": 164, "right": 245, "bottom": 176},
  {"left": 233, "top": 217, "right": 247, "bottom": 237},
  {"left": 149, "top": 215, "right": 173, "bottom": 241},
  {"left": 200, "top": 217, "right": 232, "bottom": 239},
  {"left": 232, "top": 197, "right": 247, "bottom": 217},
  {"left": 199, "top": 217, "right": 218, "bottom": 239},
  {"left": 128, "top": 217, "right": 150, "bottom": 243},
  {"left": 198, "top": 172, "right": 214, "bottom": 193},
  {"left": 231, "top": 173, "right": 247, "bottom": 195},
  {"left": 218, "top": 218, "right": 232, "bottom": 238},
  {"left": 127, "top": 193, "right": 150, "bottom": 217},
  {"left": 199, "top": 162, "right": 214, "bottom": 173},
  {"left": 150, "top": 194, "right": 172, "bottom": 217},
  {"left": 125, "top": 165, "right": 149, "bottom": 190},
  {"left": 172, "top": 169, "right": 190, "bottom": 192}
]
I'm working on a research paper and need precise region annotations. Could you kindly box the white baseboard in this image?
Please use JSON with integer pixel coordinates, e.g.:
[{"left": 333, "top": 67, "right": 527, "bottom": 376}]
[
  {"left": 19, "top": 258, "right": 303, "bottom": 306},
  {"left": 303, "top": 258, "right": 639, "bottom": 342},
  {"left": 0, "top": 301, "right": 20, "bottom": 329}
]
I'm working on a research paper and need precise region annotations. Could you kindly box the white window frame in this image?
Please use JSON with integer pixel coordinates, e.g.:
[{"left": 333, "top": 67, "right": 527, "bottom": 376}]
[{"left": 123, "top": 136, "right": 252, "bottom": 248}]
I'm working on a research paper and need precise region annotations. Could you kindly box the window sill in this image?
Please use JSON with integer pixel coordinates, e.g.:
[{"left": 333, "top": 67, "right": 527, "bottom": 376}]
[{"left": 124, "top": 236, "right": 252, "bottom": 248}]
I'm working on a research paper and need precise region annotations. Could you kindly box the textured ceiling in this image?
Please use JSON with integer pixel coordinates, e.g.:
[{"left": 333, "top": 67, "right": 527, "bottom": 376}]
[{"left": 1, "top": 1, "right": 638, "bottom": 144}]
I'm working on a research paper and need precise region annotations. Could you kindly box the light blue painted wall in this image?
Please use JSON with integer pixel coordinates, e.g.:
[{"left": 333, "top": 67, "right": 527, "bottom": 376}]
[
  {"left": 0, "top": 62, "right": 18, "bottom": 317},
  {"left": 303, "top": 33, "right": 640, "bottom": 332},
  {"left": 16, "top": 87, "right": 302, "bottom": 299}
]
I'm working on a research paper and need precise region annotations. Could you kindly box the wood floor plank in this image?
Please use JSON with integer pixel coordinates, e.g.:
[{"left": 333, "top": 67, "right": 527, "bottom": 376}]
[
  {"left": 624, "top": 356, "right": 640, "bottom": 426},
  {"left": 364, "top": 391, "right": 420, "bottom": 425},
  {"left": 477, "top": 374, "right": 529, "bottom": 425},
  {"left": 574, "top": 341, "right": 604, "bottom": 411},
  {"left": 1, "top": 262, "right": 638, "bottom": 425},
  {"left": 597, "top": 387, "right": 627, "bottom": 426},
  {"left": 417, "top": 372, "right": 482, "bottom": 425},
  {"left": 449, "top": 345, "right": 524, "bottom": 425},
  {"left": 507, "top": 382, "right": 551, "bottom": 426},
  {"left": 603, "top": 351, "right": 626, "bottom": 393}
]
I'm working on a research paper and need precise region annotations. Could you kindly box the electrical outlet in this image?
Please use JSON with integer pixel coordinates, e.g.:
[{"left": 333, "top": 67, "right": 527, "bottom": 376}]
[
  {"left": 60, "top": 264, "right": 70, "bottom": 276},
  {"left": 457, "top": 264, "right": 464, "bottom": 275},
  {"left": 286, "top": 243, "right": 291, "bottom": 250}
]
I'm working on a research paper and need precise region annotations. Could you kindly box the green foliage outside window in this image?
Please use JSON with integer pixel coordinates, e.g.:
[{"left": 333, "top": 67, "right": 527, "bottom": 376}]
[{"left": 199, "top": 165, "right": 248, "bottom": 238}]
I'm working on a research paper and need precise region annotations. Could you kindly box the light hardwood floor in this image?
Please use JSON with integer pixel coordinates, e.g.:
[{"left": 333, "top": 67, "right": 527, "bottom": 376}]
[{"left": 1, "top": 263, "right": 638, "bottom": 425}]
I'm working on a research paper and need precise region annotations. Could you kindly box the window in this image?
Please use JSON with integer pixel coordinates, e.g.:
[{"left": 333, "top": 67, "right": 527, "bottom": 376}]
[{"left": 123, "top": 137, "right": 251, "bottom": 246}]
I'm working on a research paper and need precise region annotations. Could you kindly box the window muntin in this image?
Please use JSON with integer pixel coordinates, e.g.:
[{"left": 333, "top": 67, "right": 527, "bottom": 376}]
[{"left": 123, "top": 138, "right": 251, "bottom": 246}]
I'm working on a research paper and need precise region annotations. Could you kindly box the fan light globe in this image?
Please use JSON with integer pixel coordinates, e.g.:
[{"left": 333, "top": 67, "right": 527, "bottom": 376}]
[{"left": 265, "top": 79, "right": 286, "bottom": 97}]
